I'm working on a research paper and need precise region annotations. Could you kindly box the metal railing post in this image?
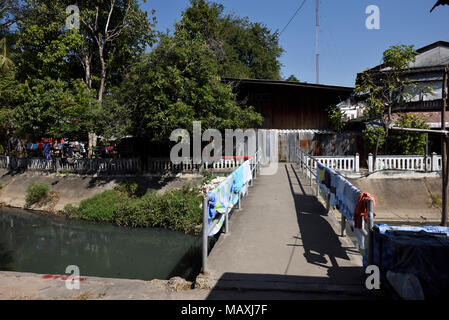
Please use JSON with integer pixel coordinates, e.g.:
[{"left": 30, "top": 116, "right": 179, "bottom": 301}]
[
  {"left": 202, "top": 196, "right": 209, "bottom": 273},
  {"left": 309, "top": 160, "right": 313, "bottom": 187},
  {"left": 302, "top": 152, "right": 305, "bottom": 173},
  {"left": 431, "top": 152, "right": 438, "bottom": 172},
  {"left": 238, "top": 191, "right": 242, "bottom": 210},
  {"left": 341, "top": 216, "right": 347, "bottom": 237},
  {"left": 367, "top": 198, "right": 374, "bottom": 266},
  {"left": 368, "top": 153, "right": 373, "bottom": 172}
]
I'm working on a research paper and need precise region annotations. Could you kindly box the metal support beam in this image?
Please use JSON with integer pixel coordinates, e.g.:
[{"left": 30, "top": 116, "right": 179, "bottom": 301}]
[
  {"left": 391, "top": 127, "right": 449, "bottom": 135},
  {"left": 341, "top": 216, "right": 347, "bottom": 237},
  {"left": 202, "top": 196, "right": 209, "bottom": 273},
  {"left": 367, "top": 199, "right": 375, "bottom": 266},
  {"left": 442, "top": 67, "right": 449, "bottom": 227},
  {"left": 224, "top": 211, "right": 229, "bottom": 234}
]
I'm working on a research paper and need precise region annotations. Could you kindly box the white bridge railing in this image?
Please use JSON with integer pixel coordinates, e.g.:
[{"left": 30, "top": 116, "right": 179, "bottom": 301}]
[
  {"left": 306, "top": 154, "right": 360, "bottom": 172},
  {"left": 202, "top": 152, "right": 261, "bottom": 273},
  {"left": 0, "top": 155, "right": 250, "bottom": 174},
  {"left": 368, "top": 153, "right": 442, "bottom": 172},
  {"left": 148, "top": 158, "right": 245, "bottom": 172}
]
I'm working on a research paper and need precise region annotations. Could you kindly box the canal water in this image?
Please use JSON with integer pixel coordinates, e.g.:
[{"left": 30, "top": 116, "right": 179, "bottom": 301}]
[{"left": 0, "top": 207, "right": 202, "bottom": 281}]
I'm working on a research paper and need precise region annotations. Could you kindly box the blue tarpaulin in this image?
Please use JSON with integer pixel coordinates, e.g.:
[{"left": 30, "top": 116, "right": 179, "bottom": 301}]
[{"left": 366, "top": 224, "right": 449, "bottom": 299}]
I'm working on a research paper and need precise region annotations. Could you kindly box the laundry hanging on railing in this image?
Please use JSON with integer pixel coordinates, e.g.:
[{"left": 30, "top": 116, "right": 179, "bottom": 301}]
[
  {"left": 205, "top": 159, "right": 254, "bottom": 236},
  {"left": 315, "top": 161, "right": 377, "bottom": 249},
  {"left": 316, "top": 164, "right": 363, "bottom": 224},
  {"left": 231, "top": 165, "right": 244, "bottom": 205},
  {"left": 353, "top": 192, "right": 376, "bottom": 249},
  {"left": 207, "top": 175, "right": 234, "bottom": 218},
  {"left": 241, "top": 160, "right": 252, "bottom": 197}
]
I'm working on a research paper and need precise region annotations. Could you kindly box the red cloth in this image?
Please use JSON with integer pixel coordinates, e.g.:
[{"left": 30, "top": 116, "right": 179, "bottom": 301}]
[{"left": 354, "top": 192, "right": 376, "bottom": 229}]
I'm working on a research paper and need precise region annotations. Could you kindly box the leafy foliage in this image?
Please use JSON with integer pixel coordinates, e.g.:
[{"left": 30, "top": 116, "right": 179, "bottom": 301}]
[
  {"left": 285, "top": 74, "right": 299, "bottom": 82},
  {"left": 327, "top": 104, "right": 346, "bottom": 133},
  {"left": 363, "top": 126, "right": 386, "bottom": 155},
  {"left": 355, "top": 45, "right": 419, "bottom": 121},
  {"left": 1, "top": 0, "right": 268, "bottom": 144},
  {"left": 363, "top": 113, "right": 429, "bottom": 155},
  {"left": 178, "top": 0, "right": 283, "bottom": 80},
  {"left": 389, "top": 113, "right": 429, "bottom": 155},
  {"left": 13, "top": 77, "right": 98, "bottom": 140},
  {"left": 65, "top": 184, "right": 203, "bottom": 234},
  {"left": 112, "top": 29, "right": 263, "bottom": 142},
  {"left": 355, "top": 44, "right": 433, "bottom": 156},
  {"left": 25, "top": 181, "right": 51, "bottom": 206}
]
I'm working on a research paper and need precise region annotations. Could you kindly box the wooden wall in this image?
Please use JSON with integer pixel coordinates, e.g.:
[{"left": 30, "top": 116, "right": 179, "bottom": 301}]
[{"left": 236, "top": 82, "right": 352, "bottom": 130}]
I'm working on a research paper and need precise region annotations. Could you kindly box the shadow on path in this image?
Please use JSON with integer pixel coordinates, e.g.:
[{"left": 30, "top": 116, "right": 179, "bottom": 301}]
[{"left": 285, "top": 164, "right": 359, "bottom": 279}]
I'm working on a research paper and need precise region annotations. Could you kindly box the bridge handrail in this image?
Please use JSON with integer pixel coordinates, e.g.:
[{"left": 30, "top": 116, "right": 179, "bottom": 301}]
[
  {"left": 296, "top": 148, "right": 375, "bottom": 258},
  {"left": 202, "top": 151, "right": 262, "bottom": 273}
]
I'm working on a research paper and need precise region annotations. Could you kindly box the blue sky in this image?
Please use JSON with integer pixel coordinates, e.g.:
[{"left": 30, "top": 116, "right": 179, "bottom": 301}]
[{"left": 141, "top": 0, "right": 449, "bottom": 87}]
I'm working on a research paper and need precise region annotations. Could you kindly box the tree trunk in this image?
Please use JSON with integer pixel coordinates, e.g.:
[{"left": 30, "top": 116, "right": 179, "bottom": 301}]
[
  {"left": 84, "top": 54, "right": 92, "bottom": 90},
  {"left": 98, "top": 45, "right": 106, "bottom": 106}
]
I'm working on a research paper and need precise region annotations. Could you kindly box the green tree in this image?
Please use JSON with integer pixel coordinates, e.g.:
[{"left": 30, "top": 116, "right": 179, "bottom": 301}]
[
  {"left": 12, "top": 0, "right": 157, "bottom": 153},
  {"left": 285, "top": 74, "right": 299, "bottom": 82},
  {"left": 327, "top": 104, "right": 346, "bottom": 133},
  {"left": 13, "top": 77, "right": 98, "bottom": 140},
  {"left": 15, "top": 0, "right": 84, "bottom": 81},
  {"left": 389, "top": 113, "right": 429, "bottom": 155},
  {"left": 363, "top": 126, "right": 386, "bottom": 155},
  {"left": 77, "top": 0, "right": 157, "bottom": 104},
  {"left": 355, "top": 44, "right": 432, "bottom": 157},
  {"left": 112, "top": 30, "right": 263, "bottom": 143},
  {"left": 16, "top": 0, "right": 156, "bottom": 104},
  {"left": 178, "top": 0, "right": 283, "bottom": 80},
  {"left": 0, "top": 68, "right": 19, "bottom": 152}
]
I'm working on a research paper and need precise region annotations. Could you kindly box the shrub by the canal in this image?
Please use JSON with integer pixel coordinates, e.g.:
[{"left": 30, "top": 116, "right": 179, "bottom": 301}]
[
  {"left": 65, "top": 190, "right": 128, "bottom": 222},
  {"left": 65, "top": 184, "right": 203, "bottom": 234},
  {"left": 25, "top": 182, "right": 51, "bottom": 207}
]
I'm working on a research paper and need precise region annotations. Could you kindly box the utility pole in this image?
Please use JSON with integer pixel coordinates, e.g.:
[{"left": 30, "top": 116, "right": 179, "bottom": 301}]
[
  {"left": 315, "top": 0, "right": 319, "bottom": 84},
  {"left": 442, "top": 67, "right": 449, "bottom": 227}
]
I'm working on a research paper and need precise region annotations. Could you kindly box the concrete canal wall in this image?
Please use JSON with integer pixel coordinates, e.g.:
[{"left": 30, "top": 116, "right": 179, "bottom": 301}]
[{"left": 0, "top": 169, "right": 203, "bottom": 213}]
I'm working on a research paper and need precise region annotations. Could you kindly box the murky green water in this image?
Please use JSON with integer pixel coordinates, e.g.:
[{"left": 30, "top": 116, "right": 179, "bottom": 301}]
[{"left": 0, "top": 207, "right": 202, "bottom": 281}]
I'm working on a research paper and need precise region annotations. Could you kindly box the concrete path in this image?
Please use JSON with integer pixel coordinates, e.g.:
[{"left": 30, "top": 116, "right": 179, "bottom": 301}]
[
  {"left": 0, "top": 271, "right": 373, "bottom": 300},
  {"left": 201, "top": 164, "right": 379, "bottom": 298}
]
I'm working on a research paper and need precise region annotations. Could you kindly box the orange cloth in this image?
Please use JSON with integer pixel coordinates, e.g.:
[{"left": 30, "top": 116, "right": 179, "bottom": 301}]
[{"left": 354, "top": 192, "right": 376, "bottom": 229}]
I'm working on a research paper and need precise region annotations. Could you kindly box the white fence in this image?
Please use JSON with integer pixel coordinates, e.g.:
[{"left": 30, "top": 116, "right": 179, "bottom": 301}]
[
  {"left": 148, "top": 158, "right": 246, "bottom": 172},
  {"left": 0, "top": 155, "right": 248, "bottom": 174},
  {"left": 368, "top": 153, "right": 442, "bottom": 172},
  {"left": 0, "top": 156, "right": 142, "bottom": 174},
  {"left": 307, "top": 154, "right": 360, "bottom": 172},
  {"left": 1, "top": 152, "right": 444, "bottom": 174}
]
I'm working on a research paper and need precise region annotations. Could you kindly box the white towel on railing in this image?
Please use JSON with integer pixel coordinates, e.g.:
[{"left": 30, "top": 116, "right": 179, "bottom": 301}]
[{"left": 242, "top": 160, "right": 252, "bottom": 184}]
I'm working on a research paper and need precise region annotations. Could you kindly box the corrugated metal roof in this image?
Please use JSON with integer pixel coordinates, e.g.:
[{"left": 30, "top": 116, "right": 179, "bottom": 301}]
[
  {"left": 222, "top": 77, "right": 354, "bottom": 92},
  {"left": 267, "top": 129, "right": 335, "bottom": 134}
]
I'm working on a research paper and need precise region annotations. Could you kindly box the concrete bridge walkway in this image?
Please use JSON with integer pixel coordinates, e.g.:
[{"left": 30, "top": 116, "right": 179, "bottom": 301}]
[{"left": 199, "top": 163, "right": 378, "bottom": 299}]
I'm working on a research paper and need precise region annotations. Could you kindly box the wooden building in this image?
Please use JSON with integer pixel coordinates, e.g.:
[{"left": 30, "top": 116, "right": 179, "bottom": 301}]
[{"left": 224, "top": 78, "right": 353, "bottom": 129}]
